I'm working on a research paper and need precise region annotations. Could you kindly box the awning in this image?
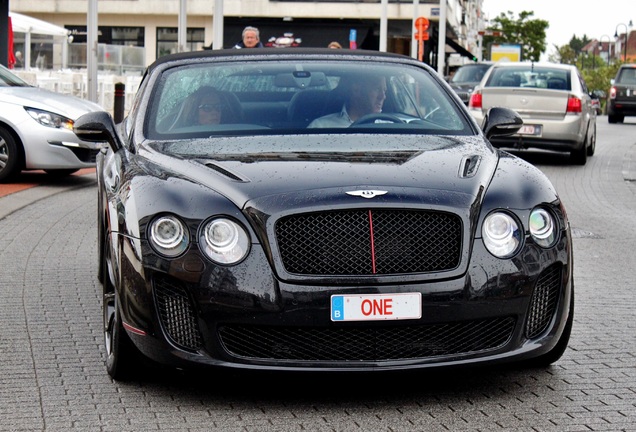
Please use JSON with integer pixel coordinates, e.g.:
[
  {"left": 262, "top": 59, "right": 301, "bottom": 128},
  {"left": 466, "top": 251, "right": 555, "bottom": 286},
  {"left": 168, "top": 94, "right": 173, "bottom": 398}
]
[
  {"left": 9, "top": 12, "right": 69, "bottom": 37},
  {"left": 446, "top": 38, "right": 476, "bottom": 61},
  {"left": 8, "top": 12, "right": 69, "bottom": 70}
]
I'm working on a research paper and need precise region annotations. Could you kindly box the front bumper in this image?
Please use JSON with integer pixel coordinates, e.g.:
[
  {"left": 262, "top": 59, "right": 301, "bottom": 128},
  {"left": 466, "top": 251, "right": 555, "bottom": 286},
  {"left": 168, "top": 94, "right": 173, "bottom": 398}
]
[{"left": 116, "top": 232, "right": 573, "bottom": 372}]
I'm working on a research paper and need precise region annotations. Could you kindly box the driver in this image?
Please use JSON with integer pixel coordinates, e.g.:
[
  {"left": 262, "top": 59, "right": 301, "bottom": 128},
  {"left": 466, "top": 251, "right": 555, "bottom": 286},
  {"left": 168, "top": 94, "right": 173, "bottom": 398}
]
[{"left": 307, "top": 74, "right": 387, "bottom": 128}]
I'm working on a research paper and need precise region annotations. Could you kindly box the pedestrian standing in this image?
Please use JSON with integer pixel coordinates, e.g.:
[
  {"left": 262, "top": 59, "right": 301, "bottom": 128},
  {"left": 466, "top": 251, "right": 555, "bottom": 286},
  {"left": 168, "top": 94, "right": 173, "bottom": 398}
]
[{"left": 233, "top": 26, "right": 264, "bottom": 49}]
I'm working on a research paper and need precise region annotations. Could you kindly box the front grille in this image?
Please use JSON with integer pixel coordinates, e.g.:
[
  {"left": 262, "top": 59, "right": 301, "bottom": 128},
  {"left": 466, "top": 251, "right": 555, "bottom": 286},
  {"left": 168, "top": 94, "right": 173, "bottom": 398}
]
[
  {"left": 219, "top": 317, "right": 515, "bottom": 362},
  {"left": 154, "top": 276, "right": 202, "bottom": 351},
  {"left": 526, "top": 265, "right": 562, "bottom": 339},
  {"left": 275, "top": 209, "right": 462, "bottom": 275}
]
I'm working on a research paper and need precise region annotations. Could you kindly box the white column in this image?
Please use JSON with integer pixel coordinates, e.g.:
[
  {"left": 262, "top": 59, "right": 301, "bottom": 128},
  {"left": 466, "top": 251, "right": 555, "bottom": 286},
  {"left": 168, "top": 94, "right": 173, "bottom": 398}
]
[
  {"left": 178, "top": 0, "right": 187, "bottom": 53},
  {"left": 380, "top": 0, "right": 388, "bottom": 52},
  {"left": 411, "top": 0, "right": 419, "bottom": 59},
  {"left": 213, "top": 0, "right": 224, "bottom": 49},
  {"left": 437, "top": 0, "right": 446, "bottom": 76},
  {"left": 87, "top": 0, "right": 98, "bottom": 103}
]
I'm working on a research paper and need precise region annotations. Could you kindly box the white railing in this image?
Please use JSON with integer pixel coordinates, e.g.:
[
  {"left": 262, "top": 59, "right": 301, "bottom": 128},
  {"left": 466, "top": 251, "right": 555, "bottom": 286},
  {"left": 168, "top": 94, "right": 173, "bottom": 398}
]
[{"left": 14, "top": 69, "right": 142, "bottom": 116}]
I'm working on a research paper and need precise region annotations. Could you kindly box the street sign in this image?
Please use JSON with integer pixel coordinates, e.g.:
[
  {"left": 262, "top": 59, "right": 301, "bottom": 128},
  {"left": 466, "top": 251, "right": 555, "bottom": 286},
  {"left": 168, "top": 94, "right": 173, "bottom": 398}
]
[
  {"left": 415, "top": 31, "right": 429, "bottom": 41},
  {"left": 415, "top": 17, "right": 429, "bottom": 32},
  {"left": 478, "top": 30, "right": 503, "bottom": 37}
]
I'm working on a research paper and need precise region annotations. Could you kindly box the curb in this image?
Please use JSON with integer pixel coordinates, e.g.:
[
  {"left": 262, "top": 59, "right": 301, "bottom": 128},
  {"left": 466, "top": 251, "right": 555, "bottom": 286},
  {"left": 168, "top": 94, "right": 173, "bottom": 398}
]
[{"left": 0, "top": 174, "right": 97, "bottom": 220}]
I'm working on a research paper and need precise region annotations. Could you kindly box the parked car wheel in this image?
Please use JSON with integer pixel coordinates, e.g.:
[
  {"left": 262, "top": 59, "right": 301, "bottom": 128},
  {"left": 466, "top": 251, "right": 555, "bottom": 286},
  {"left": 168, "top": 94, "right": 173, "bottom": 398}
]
[
  {"left": 0, "top": 126, "right": 21, "bottom": 182},
  {"left": 44, "top": 169, "right": 80, "bottom": 177},
  {"left": 608, "top": 114, "right": 624, "bottom": 124},
  {"left": 587, "top": 124, "right": 596, "bottom": 157},
  {"left": 570, "top": 136, "right": 588, "bottom": 165}
]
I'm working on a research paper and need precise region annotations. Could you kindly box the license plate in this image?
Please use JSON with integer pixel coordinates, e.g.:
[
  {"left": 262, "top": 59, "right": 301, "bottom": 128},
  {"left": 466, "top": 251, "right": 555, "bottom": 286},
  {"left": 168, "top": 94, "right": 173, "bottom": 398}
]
[
  {"left": 331, "top": 293, "right": 422, "bottom": 322},
  {"left": 517, "top": 124, "right": 542, "bottom": 136}
]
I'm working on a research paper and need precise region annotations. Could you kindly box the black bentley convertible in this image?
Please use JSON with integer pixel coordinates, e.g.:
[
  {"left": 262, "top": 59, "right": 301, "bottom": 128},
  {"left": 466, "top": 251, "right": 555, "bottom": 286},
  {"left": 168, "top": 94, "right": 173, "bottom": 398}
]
[{"left": 74, "top": 49, "right": 574, "bottom": 380}]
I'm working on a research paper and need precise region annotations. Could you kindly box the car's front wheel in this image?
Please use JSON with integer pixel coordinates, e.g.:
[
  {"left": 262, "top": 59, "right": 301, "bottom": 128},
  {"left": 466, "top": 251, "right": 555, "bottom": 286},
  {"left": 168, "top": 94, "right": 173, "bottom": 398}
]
[
  {"left": 0, "top": 127, "right": 21, "bottom": 182},
  {"left": 103, "top": 244, "right": 137, "bottom": 380}
]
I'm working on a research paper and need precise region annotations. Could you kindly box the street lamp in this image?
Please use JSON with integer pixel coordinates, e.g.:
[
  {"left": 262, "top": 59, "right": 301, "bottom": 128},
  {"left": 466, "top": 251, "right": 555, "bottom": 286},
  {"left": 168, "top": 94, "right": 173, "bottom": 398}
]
[
  {"left": 599, "top": 34, "right": 611, "bottom": 64},
  {"left": 614, "top": 20, "right": 633, "bottom": 62}
]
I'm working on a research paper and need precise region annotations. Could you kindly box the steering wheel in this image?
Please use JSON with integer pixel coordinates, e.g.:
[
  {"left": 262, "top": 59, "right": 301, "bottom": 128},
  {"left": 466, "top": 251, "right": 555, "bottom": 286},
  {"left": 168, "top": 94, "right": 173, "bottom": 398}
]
[{"left": 349, "top": 113, "right": 406, "bottom": 127}]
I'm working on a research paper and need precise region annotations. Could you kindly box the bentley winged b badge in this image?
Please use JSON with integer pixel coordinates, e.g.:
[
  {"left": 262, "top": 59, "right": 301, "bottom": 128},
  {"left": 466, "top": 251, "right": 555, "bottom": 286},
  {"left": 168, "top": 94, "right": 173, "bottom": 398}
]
[{"left": 345, "top": 190, "right": 388, "bottom": 199}]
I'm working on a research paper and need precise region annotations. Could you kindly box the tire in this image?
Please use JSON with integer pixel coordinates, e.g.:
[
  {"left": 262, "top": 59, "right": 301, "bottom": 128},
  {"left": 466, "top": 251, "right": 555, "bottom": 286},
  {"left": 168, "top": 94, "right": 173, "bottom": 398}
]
[
  {"left": 586, "top": 124, "right": 596, "bottom": 157},
  {"left": 97, "top": 195, "right": 107, "bottom": 284},
  {"left": 44, "top": 169, "right": 79, "bottom": 177},
  {"left": 0, "top": 127, "right": 21, "bottom": 182},
  {"left": 570, "top": 141, "right": 587, "bottom": 165},
  {"left": 522, "top": 290, "right": 574, "bottom": 368},
  {"left": 103, "top": 242, "right": 138, "bottom": 380}
]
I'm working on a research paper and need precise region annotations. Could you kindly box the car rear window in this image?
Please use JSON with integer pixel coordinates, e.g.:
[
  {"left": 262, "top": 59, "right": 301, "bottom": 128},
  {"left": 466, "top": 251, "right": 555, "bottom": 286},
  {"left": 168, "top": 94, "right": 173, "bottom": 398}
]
[
  {"left": 486, "top": 66, "right": 571, "bottom": 91},
  {"left": 617, "top": 67, "right": 636, "bottom": 84}
]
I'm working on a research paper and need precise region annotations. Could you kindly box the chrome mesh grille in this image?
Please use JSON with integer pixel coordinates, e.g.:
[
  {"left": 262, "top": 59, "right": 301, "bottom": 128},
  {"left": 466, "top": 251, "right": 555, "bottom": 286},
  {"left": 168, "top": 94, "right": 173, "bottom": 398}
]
[
  {"left": 219, "top": 317, "right": 515, "bottom": 362},
  {"left": 275, "top": 209, "right": 462, "bottom": 275},
  {"left": 154, "top": 276, "right": 202, "bottom": 351},
  {"left": 526, "top": 265, "right": 562, "bottom": 339}
]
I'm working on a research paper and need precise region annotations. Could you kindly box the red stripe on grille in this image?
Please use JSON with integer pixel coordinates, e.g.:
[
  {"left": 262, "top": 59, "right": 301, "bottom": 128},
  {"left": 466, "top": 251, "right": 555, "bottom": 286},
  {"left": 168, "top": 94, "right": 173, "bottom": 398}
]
[{"left": 368, "top": 209, "right": 377, "bottom": 274}]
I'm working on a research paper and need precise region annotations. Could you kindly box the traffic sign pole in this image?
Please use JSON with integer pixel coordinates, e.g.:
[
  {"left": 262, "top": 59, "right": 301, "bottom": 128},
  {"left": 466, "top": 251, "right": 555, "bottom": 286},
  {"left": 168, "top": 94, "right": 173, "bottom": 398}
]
[{"left": 414, "top": 17, "right": 429, "bottom": 63}]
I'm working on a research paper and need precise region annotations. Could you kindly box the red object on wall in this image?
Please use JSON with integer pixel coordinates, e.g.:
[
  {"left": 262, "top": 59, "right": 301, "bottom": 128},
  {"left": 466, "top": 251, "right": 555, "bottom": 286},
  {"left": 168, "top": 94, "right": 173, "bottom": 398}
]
[{"left": 7, "top": 17, "right": 16, "bottom": 69}]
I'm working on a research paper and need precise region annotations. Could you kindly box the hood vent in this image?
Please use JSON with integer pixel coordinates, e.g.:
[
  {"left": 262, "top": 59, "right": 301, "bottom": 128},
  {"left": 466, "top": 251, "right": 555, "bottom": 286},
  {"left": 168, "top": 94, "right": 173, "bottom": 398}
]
[
  {"left": 460, "top": 155, "right": 481, "bottom": 178},
  {"left": 203, "top": 161, "right": 249, "bottom": 182}
]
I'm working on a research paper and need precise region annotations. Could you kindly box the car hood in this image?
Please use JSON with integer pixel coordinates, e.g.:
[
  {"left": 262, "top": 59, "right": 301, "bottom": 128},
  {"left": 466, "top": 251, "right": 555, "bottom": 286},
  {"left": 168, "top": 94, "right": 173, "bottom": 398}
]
[
  {"left": 0, "top": 87, "right": 103, "bottom": 118},
  {"left": 143, "top": 134, "right": 498, "bottom": 212}
]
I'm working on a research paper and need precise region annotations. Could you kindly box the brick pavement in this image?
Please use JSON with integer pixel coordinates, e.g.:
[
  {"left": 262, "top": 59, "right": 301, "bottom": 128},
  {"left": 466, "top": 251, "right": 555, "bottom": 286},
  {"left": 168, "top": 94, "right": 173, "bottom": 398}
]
[{"left": 0, "top": 120, "right": 635, "bottom": 431}]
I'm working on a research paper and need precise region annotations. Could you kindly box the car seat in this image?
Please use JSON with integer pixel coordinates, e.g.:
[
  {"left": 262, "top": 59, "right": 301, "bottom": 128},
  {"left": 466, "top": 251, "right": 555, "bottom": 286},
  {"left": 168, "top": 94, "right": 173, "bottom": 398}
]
[{"left": 547, "top": 77, "right": 566, "bottom": 90}]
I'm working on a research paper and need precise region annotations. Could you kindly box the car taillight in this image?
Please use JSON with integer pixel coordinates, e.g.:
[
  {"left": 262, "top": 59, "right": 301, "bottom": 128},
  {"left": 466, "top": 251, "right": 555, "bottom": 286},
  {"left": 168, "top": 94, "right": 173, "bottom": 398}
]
[
  {"left": 468, "top": 91, "right": 482, "bottom": 109},
  {"left": 566, "top": 96, "right": 582, "bottom": 113},
  {"left": 609, "top": 86, "right": 617, "bottom": 99}
]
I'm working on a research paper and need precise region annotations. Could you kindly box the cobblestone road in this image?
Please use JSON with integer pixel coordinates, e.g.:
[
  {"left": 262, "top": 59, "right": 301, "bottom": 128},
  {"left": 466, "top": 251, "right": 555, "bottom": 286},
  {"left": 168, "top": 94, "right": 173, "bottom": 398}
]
[{"left": 0, "top": 119, "right": 635, "bottom": 431}]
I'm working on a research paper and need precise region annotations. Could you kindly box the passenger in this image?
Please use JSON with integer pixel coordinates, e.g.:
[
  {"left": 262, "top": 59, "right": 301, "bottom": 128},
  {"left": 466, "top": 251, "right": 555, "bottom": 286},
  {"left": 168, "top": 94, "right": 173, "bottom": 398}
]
[
  {"left": 307, "top": 74, "right": 387, "bottom": 128},
  {"left": 328, "top": 41, "right": 342, "bottom": 49},
  {"left": 233, "top": 26, "right": 264, "bottom": 49},
  {"left": 176, "top": 87, "right": 228, "bottom": 127}
]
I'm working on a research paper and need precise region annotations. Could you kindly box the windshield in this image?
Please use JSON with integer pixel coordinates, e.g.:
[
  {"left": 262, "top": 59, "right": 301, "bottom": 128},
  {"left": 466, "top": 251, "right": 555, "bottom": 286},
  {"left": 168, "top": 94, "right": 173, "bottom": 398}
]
[
  {"left": 0, "top": 64, "right": 31, "bottom": 87},
  {"left": 451, "top": 64, "right": 490, "bottom": 84},
  {"left": 146, "top": 59, "right": 473, "bottom": 140}
]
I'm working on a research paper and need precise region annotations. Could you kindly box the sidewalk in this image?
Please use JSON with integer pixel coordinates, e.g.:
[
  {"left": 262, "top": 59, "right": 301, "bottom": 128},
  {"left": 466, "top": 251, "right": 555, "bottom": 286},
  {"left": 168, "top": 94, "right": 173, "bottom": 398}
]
[{"left": 0, "top": 169, "right": 97, "bottom": 219}]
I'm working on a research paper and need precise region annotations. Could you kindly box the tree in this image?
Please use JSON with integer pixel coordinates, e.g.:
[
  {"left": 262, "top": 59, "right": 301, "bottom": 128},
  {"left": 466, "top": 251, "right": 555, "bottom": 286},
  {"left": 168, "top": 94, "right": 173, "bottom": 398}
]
[
  {"left": 549, "top": 44, "right": 576, "bottom": 64},
  {"left": 483, "top": 11, "right": 548, "bottom": 62}
]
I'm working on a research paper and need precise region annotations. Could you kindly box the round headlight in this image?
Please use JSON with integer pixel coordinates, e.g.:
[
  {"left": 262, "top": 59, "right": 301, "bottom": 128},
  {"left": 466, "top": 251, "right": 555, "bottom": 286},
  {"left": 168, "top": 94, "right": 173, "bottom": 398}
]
[
  {"left": 482, "top": 211, "right": 521, "bottom": 258},
  {"left": 200, "top": 218, "right": 249, "bottom": 265},
  {"left": 149, "top": 215, "right": 189, "bottom": 257},
  {"left": 529, "top": 208, "right": 557, "bottom": 248}
]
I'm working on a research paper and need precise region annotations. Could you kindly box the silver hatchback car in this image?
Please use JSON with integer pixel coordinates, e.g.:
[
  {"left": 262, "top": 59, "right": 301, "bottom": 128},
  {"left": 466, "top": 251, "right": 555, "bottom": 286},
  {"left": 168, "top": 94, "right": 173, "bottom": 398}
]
[
  {"left": 468, "top": 62, "right": 597, "bottom": 165},
  {"left": 0, "top": 64, "right": 104, "bottom": 182}
]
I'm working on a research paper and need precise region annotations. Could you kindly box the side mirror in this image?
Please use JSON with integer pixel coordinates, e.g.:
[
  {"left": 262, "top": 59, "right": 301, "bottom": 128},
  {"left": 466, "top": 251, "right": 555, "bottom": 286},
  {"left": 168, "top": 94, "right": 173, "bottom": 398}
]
[
  {"left": 73, "top": 111, "right": 123, "bottom": 152},
  {"left": 482, "top": 107, "right": 523, "bottom": 140}
]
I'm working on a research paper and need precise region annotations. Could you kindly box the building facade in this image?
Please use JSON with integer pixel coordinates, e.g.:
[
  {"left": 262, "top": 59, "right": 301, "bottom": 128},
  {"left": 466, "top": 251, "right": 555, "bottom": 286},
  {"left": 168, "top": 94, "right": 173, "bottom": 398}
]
[{"left": 10, "top": 0, "right": 486, "bottom": 73}]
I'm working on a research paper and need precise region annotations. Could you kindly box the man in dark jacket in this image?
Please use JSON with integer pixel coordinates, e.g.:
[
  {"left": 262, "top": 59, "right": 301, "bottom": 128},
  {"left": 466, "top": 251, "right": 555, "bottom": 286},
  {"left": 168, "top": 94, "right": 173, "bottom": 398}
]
[{"left": 233, "top": 26, "right": 264, "bottom": 49}]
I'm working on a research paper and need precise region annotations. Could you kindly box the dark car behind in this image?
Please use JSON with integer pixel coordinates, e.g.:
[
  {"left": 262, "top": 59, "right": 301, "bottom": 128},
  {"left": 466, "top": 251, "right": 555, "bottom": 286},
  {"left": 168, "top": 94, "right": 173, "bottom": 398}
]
[
  {"left": 608, "top": 64, "right": 636, "bottom": 123},
  {"left": 448, "top": 62, "right": 493, "bottom": 104}
]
